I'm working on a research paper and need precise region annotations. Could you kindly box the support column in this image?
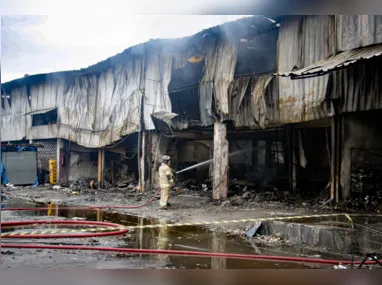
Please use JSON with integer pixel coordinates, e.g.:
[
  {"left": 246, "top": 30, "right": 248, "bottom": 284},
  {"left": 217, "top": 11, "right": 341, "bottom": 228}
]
[
  {"left": 212, "top": 122, "right": 229, "bottom": 201},
  {"left": 330, "top": 115, "right": 342, "bottom": 204},
  {"left": 56, "top": 138, "right": 62, "bottom": 185},
  {"left": 209, "top": 141, "right": 214, "bottom": 179},
  {"left": 287, "top": 125, "right": 297, "bottom": 192},
  {"left": 98, "top": 148, "right": 104, "bottom": 189},
  {"left": 335, "top": 116, "right": 342, "bottom": 203},
  {"left": 138, "top": 131, "right": 147, "bottom": 192}
]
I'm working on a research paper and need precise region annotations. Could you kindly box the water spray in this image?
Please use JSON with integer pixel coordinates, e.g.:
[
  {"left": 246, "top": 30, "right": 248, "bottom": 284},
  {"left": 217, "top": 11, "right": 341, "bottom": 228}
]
[{"left": 176, "top": 147, "right": 255, "bottom": 174}]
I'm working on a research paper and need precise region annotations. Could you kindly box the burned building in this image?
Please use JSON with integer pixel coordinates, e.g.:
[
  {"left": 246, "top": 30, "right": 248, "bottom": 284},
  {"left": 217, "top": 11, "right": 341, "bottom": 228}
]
[{"left": 2, "top": 15, "right": 382, "bottom": 206}]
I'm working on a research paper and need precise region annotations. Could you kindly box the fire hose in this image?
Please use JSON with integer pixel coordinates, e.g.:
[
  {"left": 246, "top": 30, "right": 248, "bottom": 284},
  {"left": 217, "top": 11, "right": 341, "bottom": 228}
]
[
  {"left": 2, "top": 189, "right": 382, "bottom": 267},
  {"left": 1, "top": 240, "right": 381, "bottom": 266}
]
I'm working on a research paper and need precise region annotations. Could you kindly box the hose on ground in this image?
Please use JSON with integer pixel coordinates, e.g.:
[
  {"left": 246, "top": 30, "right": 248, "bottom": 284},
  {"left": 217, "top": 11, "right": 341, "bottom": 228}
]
[
  {"left": 1, "top": 218, "right": 382, "bottom": 267},
  {"left": 2, "top": 188, "right": 382, "bottom": 267},
  {"left": 1, "top": 243, "right": 382, "bottom": 267},
  {"left": 1, "top": 220, "right": 128, "bottom": 239}
]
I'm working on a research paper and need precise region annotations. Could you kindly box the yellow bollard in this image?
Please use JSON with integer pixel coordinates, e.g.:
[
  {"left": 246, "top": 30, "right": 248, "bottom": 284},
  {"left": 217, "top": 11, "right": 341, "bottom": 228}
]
[{"left": 49, "top": 159, "right": 57, "bottom": 185}]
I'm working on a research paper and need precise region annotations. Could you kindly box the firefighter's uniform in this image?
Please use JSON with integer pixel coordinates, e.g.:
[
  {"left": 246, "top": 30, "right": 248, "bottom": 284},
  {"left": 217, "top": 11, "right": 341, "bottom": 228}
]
[{"left": 158, "top": 159, "right": 174, "bottom": 209}]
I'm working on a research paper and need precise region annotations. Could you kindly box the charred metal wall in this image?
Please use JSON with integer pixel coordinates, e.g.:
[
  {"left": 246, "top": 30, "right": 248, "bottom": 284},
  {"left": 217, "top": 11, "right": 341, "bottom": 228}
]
[
  {"left": 3, "top": 16, "right": 280, "bottom": 148},
  {"left": 334, "top": 57, "right": 382, "bottom": 114},
  {"left": 276, "top": 15, "right": 336, "bottom": 124},
  {"left": 150, "top": 133, "right": 177, "bottom": 188},
  {"left": 341, "top": 110, "right": 382, "bottom": 199},
  {"left": 177, "top": 140, "right": 211, "bottom": 181},
  {"left": 337, "top": 15, "right": 382, "bottom": 52},
  {"left": 2, "top": 46, "right": 176, "bottom": 148},
  {"left": 68, "top": 151, "right": 98, "bottom": 182}
]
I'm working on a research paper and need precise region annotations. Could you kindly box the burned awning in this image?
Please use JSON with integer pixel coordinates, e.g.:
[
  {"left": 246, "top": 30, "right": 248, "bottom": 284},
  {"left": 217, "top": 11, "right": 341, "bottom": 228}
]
[
  {"left": 276, "top": 44, "right": 382, "bottom": 79},
  {"left": 24, "top": 108, "right": 57, "bottom": 116},
  {"left": 151, "top": 111, "right": 188, "bottom": 136}
]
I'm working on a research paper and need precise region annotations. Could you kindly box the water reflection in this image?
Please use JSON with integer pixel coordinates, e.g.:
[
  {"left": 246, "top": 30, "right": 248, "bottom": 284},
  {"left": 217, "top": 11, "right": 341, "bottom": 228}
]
[
  {"left": 7, "top": 198, "right": 375, "bottom": 268},
  {"left": 47, "top": 203, "right": 57, "bottom": 216},
  {"left": 210, "top": 233, "right": 227, "bottom": 269},
  {"left": 157, "top": 219, "right": 171, "bottom": 265},
  {"left": 96, "top": 209, "right": 103, "bottom": 222}
]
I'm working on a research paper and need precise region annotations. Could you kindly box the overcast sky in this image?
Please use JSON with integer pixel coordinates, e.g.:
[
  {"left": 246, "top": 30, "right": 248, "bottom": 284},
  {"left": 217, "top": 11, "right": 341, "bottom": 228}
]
[{"left": 1, "top": 15, "right": 247, "bottom": 83}]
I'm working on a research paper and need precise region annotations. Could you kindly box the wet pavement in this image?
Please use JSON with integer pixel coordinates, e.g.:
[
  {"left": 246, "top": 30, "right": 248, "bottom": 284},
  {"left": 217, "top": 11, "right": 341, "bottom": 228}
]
[{"left": 2, "top": 198, "right": 373, "bottom": 269}]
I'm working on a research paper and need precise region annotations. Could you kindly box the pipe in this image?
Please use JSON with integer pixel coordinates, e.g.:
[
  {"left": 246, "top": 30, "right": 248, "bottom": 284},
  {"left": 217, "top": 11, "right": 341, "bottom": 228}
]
[
  {"left": 1, "top": 243, "right": 381, "bottom": 266},
  {"left": 2, "top": 187, "right": 161, "bottom": 212}
]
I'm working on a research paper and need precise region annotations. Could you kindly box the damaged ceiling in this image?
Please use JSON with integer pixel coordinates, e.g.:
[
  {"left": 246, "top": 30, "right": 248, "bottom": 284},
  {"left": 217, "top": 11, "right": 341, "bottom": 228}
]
[
  {"left": 2, "top": 16, "right": 278, "bottom": 147},
  {"left": 6, "top": 15, "right": 382, "bottom": 146}
]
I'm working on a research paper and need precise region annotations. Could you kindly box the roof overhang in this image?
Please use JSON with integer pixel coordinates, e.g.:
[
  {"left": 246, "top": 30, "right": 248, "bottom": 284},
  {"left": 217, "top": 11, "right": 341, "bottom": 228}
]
[
  {"left": 151, "top": 111, "right": 189, "bottom": 136},
  {"left": 275, "top": 44, "right": 382, "bottom": 79}
]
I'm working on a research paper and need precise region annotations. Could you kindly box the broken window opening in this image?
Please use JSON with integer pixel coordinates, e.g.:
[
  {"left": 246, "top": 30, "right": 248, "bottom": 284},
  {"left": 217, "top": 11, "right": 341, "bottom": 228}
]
[
  {"left": 168, "top": 60, "right": 204, "bottom": 122},
  {"left": 32, "top": 109, "right": 58, "bottom": 127},
  {"left": 271, "top": 141, "right": 285, "bottom": 165}
]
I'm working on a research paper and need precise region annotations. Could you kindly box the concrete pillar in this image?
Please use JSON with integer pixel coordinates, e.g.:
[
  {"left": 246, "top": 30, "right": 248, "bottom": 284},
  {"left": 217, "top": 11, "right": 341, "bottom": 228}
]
[
  {"left": 98, "top": 148, "right": 104, "bottom": 188},
  {"left": 287, "top": 125, "right": 297, "bottom": 192},
  {"left": 56, "top": 138, "right": 61, "bottom": 184},
  {"left": 212, "top": 122, "right": 229, "bottom": 201},
  {"left": 138, "top": 131, "right": 146, "bottom": 191},
  {"left": 330, "top": 115, "right": 342, "bottom": 203}
]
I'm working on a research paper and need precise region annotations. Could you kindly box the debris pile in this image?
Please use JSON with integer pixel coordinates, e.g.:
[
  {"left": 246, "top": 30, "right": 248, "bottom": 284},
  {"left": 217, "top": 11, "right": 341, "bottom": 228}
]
[
  {"left": 174, "top": 178, "right": 212, "bottom": 196},
  {"left": 342, "top": 194, "right": 381, "bottom": 212},
  {"left": 351, "top": 166, "right": 382, "bottom": 195},
  {"left": 219, "top": 182, "right": 328, "bottom": 210}
]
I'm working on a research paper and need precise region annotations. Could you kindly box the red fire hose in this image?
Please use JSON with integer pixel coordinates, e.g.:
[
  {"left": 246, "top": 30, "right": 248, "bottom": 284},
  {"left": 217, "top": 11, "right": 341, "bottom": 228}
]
[
  {"left": 1, "top": 219, "right": 382, "bottom": 267},
  {"left": 2, "top": 188, "right": 382, "bottom": 267},
  {"left": 1, "top": 243, "right": 381, "bottom": 266},
  {"left": 1, "top": 220, "right": 128, "bottom": 239}
]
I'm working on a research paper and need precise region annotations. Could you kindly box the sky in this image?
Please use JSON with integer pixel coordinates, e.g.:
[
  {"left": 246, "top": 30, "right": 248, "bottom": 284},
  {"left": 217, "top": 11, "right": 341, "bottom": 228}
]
[{"left": 1, "top": 15, "right": 247, "bottom": 83}]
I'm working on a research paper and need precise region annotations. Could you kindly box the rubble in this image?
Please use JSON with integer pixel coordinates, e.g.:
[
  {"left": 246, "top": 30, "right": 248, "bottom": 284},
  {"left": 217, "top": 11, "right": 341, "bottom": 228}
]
[
  {"left": 333, "top": 264, "right": 347, "bottom": 270},
  {"left": 348, "top": 166, "right": 382, "bottom": 211},
  {"left": 250, "top": 234, "right": 287, "bottom": 246},
  {"left": 246, "top": 221, "right": 262, "bottom": 238}
]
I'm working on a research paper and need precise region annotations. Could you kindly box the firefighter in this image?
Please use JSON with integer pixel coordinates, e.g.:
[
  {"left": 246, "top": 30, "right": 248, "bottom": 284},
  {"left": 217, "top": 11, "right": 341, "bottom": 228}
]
[{"left": 158, "top": 155, "right": 175, "bottom": 210}]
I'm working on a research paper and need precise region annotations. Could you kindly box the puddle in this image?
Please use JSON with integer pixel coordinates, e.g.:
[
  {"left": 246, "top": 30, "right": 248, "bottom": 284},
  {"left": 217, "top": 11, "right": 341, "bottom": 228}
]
[{"left": 2, "top": 198, "right": 357, "bottom": 269}]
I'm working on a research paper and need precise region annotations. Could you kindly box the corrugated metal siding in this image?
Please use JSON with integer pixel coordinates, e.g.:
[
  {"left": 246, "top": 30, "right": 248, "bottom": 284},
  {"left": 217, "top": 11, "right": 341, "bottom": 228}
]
[
  {"left": 277, "top": 15, "right": 335, "bottom": 124},
  {"left": 151, "top": 111, "right": 188, "bottom": 135},
  {"left": 200, "top": 35, "right": 238, "bottom": 122},
  {"left": 3, "top": 16, "right": 280, "bottom": 140},
  {"left": 2, "top": 87, "right": 30, "bottom": 142},
  {"left": 277, "top": 44, "right": 382, "bottom": 77},
  {"left": 233, "top": 74, "right": 277, "bottom": 129},
  {"left": 228, "top": 76, "right": 250, "bottom": 120},
  {"left": 251, "top": 75, "right": 274, "bottom": 128},
  {"left": 337, "top": 15, "right": 382, "bottom": 52},
  {"left": 335, "top": 57, "right": 382, "bottom": 113},
  {"left": 199, "top": 82, "right": 215, "bottom": 126},
  {"left": 2, "top": 48, "right": 175, "bottom": 148},
  {"left": 143, "top": 51, "right": 174, "bottom": 131}
]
